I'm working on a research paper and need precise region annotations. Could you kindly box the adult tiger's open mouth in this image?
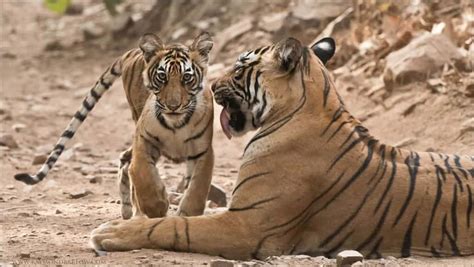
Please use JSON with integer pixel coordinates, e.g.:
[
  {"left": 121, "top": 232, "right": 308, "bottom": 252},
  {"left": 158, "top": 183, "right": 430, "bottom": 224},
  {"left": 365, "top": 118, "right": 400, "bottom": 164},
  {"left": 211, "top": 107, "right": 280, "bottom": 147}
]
[{"left": 219, "top": 107, "right": 232, "bottom": 140}]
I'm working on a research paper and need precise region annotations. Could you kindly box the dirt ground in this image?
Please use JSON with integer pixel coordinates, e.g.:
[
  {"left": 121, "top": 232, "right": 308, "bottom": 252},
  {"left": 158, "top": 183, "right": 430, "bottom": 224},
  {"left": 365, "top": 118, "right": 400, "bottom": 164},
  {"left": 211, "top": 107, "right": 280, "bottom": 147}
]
[{"left": 1, "top": 1, "right": 473, "bottom": 266}]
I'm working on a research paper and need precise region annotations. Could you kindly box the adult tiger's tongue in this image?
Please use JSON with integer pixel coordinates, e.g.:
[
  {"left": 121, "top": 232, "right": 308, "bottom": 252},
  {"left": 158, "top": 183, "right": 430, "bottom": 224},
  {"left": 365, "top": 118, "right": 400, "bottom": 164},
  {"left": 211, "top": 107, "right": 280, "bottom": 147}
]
[{"left": 219, "top": 108, "right": 232, "bottom": 140}]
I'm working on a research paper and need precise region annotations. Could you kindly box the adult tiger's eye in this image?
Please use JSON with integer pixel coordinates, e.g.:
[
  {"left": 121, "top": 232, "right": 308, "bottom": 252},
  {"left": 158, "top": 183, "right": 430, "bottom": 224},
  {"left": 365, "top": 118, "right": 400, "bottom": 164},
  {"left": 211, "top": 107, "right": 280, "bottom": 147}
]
[
  {"left": 157, "top": 72, "right": 166, "bottom": 80},
  {"left": 183, "top": 73, "right": 192, "bottom": 82}
]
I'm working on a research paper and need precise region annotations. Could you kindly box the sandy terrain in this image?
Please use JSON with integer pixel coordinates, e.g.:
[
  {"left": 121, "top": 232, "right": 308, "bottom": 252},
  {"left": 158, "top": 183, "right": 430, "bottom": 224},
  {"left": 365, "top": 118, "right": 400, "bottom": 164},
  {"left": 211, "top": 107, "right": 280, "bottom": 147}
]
[{"left": 1, "top": 1, "right": 472, "bottom": 266}]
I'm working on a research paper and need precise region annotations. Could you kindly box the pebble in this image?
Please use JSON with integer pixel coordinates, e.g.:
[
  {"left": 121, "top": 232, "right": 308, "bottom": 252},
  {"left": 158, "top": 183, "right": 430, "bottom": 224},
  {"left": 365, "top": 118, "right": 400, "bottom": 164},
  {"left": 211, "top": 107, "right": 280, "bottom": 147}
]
[
  {"left": 81, "top": 222, "right": 92, "bottom": 226},
  {"left": 80, "top": 165, "right": 95, "bottom": 175},
  {"left": 17, "top": 212, "right": 31, "bottom": 217},
  {"left": 85, "top": 175, "right": 102, "bottom": 184},
  {"left": 19, "top": 252, "right": 30, "bottom": 258},
  {"left": 55, "top": 209, "right": 62, "bottom": 214},
  {"left": 152, "top": 253, "right": 163, "bottom": 259},
  {"left": 6, "top": 185, "right": 15, "bottom": 190},
  {"left": 12, "top": 123, "right": 26, "bottom": 132},
  {"left": 131, "top": 249, "right": 140, "bottom": 253},
  {"left": 68, "top": 189, "right": 93, "bottom": 199},
  {"left": 210, "top": 259, "right": 236, "bottom": 267},
  {"left": 56, "top": 231, "right": 65, "bottom": 235},
  {"left": 208, "top": 184, "right": 227, "bottom": 207},
  {"left": 32, "top": 154, "right": 48, "bottom": 165},
  {"left": 0, "top": 133, "right": 18, "bottom": 149},
  {"left": 336, "top": 250, "right": 364, "bottom": 267}
]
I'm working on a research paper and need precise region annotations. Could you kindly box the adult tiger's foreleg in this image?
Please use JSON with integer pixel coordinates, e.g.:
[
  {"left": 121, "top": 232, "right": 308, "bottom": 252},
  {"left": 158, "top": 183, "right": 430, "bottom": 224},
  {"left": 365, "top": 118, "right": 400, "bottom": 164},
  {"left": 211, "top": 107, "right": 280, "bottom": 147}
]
[{"left": 90, "top": 212, "right": 257, "bottom": 259}]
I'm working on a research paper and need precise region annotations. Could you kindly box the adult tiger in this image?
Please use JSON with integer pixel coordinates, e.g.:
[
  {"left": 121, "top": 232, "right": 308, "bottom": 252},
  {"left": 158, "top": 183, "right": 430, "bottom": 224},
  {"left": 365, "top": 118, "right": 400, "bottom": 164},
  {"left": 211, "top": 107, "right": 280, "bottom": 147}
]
[
  {"left": 90, "top": 37, "right": 473, "bottom": 259},
  {"left": 15, "top": 32, "right": 215, "bottom": 219}
]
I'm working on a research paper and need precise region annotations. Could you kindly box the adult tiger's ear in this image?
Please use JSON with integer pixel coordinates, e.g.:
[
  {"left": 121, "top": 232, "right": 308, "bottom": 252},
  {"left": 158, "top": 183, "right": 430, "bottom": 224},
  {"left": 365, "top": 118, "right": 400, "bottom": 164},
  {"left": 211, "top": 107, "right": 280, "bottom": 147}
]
[
  {"left": 311, "top": 37, "right": 336, "bottom": 65},
  {"left": 139, "top": 33, "right": 164, "bottom": 63},
  {"left": 191, "top": 32, "right": 214, "bottom": 63},
  {"left": 274, "top": 37, "right": 303, "bottom": 73}
]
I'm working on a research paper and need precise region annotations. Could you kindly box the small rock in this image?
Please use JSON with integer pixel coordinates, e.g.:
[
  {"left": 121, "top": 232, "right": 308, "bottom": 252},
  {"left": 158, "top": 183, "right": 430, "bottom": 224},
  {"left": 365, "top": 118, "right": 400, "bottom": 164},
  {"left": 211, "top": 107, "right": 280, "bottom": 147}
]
[
  {"left": 17, "top": 212, "right": 31, "bottom": 217},
  {"left": 80, "top": 165, "right": 95, "bottom": 175},
  {"left": 210, "top": 259, "right": 236, "bottom": 267},
  {"left": 0, "top": 133, "right": 18, "bottom": 149},
  {"left": 99, "top": 166, "right": 117, "bottom": 174},
  {"left": 152, "top": 253, "right": 163, "bottom": 259},
  {"left": 465, "top": 82, "right": 474, "bottom": 98},
  {"left": 32, "top": 154, "right": 48, "bottom": 165},
  {"left": 44, "top": 39, "right": 65, "bottom": 51},
  {"left": 82, "top": 22, "right": 105, "bottom": 40},
  {"left": 55, "top": 209, "right": 62, "bottom": 214},
  {"left": 131, "top": 249, "right": 140, "bottom": 253},
  {"left": 57, "top": 231, "right": 65, "bottom": 235},
  {"left": 351, "top": 261, "right": 363, "bottom": 266},
  {"left": 168, "top": 192, "right": 183, "bottom": 205},
  {"left": 136, "top": 255, "right": 147, "bottom": 260},
  {"left": 2, "top": 52, "right": 17, "bottom": 59},
  {"left": 19, "top": 252, "right": 30, "bottom": 258},
  {"left": 85, "top": 175, "right": 102, "bottom": 184},
  {"left": 53, "top": 79, "right": 74, "bottom": 90},
  {"left": 6, "top": 185, "right": 15, "bottom": 190},
  {"left": 68, "top": 189, "right": 93, "bottom": 199},
  {"left": 11, "top": 123, "right": 26, "bottom": 132},
  {"left": 259, "top": 11, "right": 289, "bottom": 32},
  {"left": 110, "top": 13, "right": 134, "bottom": 37},
  {"left": 81, "top": 222, "right": 92, "bottom": 226},
  {"left": 336, "top": 250, "right": 364, "bottom": 267},
  {"left": 208, "top": 184, "right": 227, "bottom": 207},
  {"left": 65, "top": 2, "right": 84, "bottom": 15}
]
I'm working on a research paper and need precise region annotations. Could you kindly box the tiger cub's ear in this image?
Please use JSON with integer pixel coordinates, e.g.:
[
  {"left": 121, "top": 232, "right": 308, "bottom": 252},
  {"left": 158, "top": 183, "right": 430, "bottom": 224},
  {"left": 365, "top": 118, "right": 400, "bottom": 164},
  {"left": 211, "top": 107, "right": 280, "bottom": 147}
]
[
  {"left": 311, "top": 37, "right": 335, "bottom": 65},
  {"left": 191, "top": 32, "right": 214, "bottom": 64},
  {"left": 274, "top": 37, "right": 303, "bottom": 73},
  {"left": 139, "top": 33, "right": 164, "bottom": 63}
]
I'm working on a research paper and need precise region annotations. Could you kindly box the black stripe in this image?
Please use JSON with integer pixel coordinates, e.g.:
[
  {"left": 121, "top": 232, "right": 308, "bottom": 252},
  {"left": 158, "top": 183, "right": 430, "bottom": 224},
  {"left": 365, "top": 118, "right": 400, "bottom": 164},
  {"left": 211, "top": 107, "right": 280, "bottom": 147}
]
[
  {"left": 444, "top": 155, "right": 452, "bottom": 172},
  {"left": 327, "top": 137, "right": 363, "bottom": 171},
  {"left": 82, "top": 98, "right": 94, "bottom": 111},
  {"left": 451, "top": 184, "right": 458, "bottom": 239},
  {"left": 425, "top": 171, "right": 443, "bottom": 245},
  {"left": 324, "top": 230, "right": 354, "bottom": 257},
  {"left": 393, "top": 152, "right": 419, "bottom": 226},
  {"left": 232, "top": 171, "right": 270, "bottom": 195},
  {"left": 452, "top": 171, "right": 464, "bottom": 192},
  {"left": 467, "top": 184, "right": 472, "bottom": 228},
  {"left": 431, "top": 246, "right": 441, "bottom": 257},
  {"left": 140, "top": 133, "right": 161, "bottom": 153},
  {"left": 90, "top": 88, "right": 101, "bottom": 101},
  {"left": 110, "top": 60, "right": 120, "bottom": 76},
  {"left": 74, "top": 111, "right": 86, "bottom": 121},
  {"left": 435, "top": 165, "right": 447, "bottom": 181},
  {"left": 327, "top": 119, "right": 352, "bottom": 141},
  {"left": 100, "top": 77, "right": 111, "bottom": 89},
  {"left": 54, "top": 144, "right": 65, "bottom": 152},
  {"left": 442, "top": 214, "right": 460, "bottom": 255},
  {"left": 61, "top": 130, "right": 74, "bottom": 138},
  {"left": 244, "top": 67, "right": 307, "bottom": 153},
  {"left": 126, "top": 59, "right": 140, "bottom": 121},
  {"left": 147, "top": 220, "right": 164, "bottom": 240},
  {"left": 184, "top": 116, "right": 212, "bottom": 143},
  {"left": 367, "top": 237, "right": 383, "bottom": 259},
  {"left": 453, "top": 155, "right": 469, "bottom": 179},
  {"left": 228, "top": 196, "right": 278, "bottom": 212},
  {"left": 356, "top": 200, "right": 392, "bottom": 251},
  {"left": 187, "top": 148, "right": 208, "bottom": 161},
  {"left": 321, "top": 105, "right": 345, "bottom": 136},
  {"left": 401, "top": 211, "right": 418, "bottom": 257},
  {"left": 322, "top": 69, "right": 330, "bottom": 107},
  {"left": 183, "top": 217, "right": 190, "bottom": 250},
  {"left": 374, "top": 148, "right": 397, "bottom": 213}
]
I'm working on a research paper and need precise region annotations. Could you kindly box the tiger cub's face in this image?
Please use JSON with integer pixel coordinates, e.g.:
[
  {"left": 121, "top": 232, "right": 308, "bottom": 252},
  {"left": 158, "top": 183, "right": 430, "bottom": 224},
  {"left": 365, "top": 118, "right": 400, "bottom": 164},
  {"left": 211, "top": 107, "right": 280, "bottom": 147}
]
[{"left": 140, "top": 32, "right": 213, "bottom": 125}]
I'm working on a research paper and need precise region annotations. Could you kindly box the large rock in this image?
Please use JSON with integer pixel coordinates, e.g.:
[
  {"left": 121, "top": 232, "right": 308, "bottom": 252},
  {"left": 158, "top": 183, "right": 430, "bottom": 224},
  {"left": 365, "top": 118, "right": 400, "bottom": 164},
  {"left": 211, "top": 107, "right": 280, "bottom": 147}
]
[
  {"left": 292, "top": 0, "right": 351, "bottom": 21},
  {"left": 384, "top": 33, "right": 465, "bottom": 89}
]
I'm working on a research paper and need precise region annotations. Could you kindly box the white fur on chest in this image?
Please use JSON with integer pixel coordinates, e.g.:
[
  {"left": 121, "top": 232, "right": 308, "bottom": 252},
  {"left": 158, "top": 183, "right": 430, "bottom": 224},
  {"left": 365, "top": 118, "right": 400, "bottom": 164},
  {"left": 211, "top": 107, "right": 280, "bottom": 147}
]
[{"left": 139, "top": 97, "right": 209, "bottom": 162}]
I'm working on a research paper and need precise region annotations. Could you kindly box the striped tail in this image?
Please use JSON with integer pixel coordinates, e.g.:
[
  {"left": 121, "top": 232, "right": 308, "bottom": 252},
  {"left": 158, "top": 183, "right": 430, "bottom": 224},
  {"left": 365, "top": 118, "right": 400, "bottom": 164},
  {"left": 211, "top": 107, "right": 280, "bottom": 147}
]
[{"left": 14, "top": 58, "right": 123, "bottom": 185}]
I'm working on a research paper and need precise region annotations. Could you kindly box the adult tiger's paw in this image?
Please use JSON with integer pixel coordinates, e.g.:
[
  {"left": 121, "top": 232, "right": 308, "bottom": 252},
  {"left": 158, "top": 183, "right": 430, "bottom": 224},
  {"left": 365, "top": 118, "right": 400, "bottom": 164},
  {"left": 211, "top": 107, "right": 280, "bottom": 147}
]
[{"left": 90, "top": 216, "right": 154, "bottom": 252}]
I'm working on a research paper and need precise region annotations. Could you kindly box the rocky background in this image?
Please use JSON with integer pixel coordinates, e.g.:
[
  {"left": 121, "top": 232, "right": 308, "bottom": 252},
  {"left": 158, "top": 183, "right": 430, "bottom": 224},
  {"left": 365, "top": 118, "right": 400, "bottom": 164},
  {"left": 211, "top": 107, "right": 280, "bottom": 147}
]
[{"left": 0, "top": 0, "right": 473, "bottom": 265}]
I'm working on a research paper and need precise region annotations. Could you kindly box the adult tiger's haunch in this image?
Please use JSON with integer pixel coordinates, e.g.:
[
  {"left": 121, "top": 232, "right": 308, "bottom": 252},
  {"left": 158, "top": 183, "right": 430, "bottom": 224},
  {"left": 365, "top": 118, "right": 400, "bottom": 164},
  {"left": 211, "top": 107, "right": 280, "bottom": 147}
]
[
  {"left": 90, "top": 37, "right": 473, "bottom": 259},
  {"left": 15, "top": 32, "right": 215, "bottom": 218}
]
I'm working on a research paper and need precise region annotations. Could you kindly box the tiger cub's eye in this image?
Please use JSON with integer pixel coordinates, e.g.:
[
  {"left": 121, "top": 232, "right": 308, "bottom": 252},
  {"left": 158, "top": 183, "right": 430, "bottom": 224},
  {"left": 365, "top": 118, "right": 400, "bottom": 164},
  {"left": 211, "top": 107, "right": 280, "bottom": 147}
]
[{"left": 183, "top": 73, "right": 192, "bottom": 82}]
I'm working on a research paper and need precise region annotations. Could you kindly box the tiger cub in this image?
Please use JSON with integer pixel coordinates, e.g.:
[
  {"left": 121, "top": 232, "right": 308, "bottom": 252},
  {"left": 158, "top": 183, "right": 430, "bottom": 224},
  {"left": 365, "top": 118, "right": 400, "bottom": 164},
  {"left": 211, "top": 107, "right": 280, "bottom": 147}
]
[{"left": 15, "top": 32, "right": 215, "bottom": 219}]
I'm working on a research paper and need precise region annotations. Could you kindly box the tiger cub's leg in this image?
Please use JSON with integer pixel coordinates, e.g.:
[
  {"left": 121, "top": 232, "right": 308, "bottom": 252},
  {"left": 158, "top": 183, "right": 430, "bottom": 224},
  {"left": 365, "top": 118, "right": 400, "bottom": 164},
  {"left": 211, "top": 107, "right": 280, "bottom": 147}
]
[
  {"left": 128, "top": 133, "right": 169, "bottom": 218},
  {"left": 176, "top": 160, "right": 194, "bottom": 193},
  {"left": 118, "top": 147, "right": 133, "bottom": 219},
  {"left": 177, "top": 147, "right": 214, "bottom": 216}
]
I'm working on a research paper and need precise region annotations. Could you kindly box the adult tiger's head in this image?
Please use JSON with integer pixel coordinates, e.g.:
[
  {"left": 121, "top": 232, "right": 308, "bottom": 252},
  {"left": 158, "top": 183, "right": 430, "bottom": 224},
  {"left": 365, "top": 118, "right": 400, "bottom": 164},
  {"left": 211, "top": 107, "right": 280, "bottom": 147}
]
[
  {"left": 139, "top": 32, "right": 213, "bottom": 126},
  {"left": 211, "top": 37, "right": 335, "bottom": 139}
]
